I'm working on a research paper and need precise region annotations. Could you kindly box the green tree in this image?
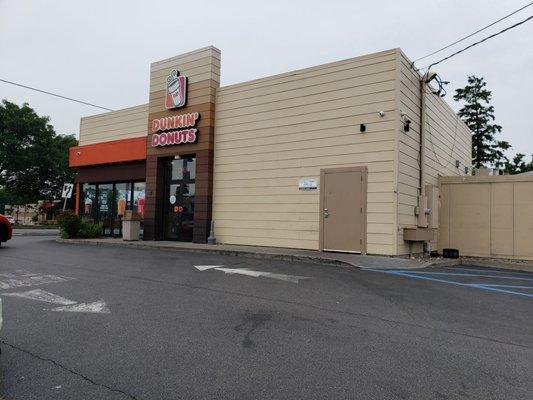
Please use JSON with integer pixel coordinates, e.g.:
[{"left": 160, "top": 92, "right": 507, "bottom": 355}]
[
  {"left": 0, "top": 99, "right": 77, "bottom": 203},
  {"left": 504, "top": 153, "right": 533, "bottom": 175},
  {"left": 453, "top": 75, "right": 510, "bottom": 168}
]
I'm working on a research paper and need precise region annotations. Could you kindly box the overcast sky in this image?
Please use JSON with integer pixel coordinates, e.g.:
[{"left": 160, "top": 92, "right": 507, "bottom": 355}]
[{"left": 1, "top": 0, "right": 532, "bottom": 158}]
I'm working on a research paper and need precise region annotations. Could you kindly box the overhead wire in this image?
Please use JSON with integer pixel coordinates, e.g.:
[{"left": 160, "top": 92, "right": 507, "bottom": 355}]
[
  {"left": 412, "top": 2, "right": 533, "bottom": 64},
  {"left": 0, "top": 78, "right": 114, "bottom": 111},
  {"left": 421, "top": 15, "right": 533, "bottom": 71}
]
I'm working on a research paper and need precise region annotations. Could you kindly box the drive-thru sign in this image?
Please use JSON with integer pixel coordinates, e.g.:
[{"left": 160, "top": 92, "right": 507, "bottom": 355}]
[
  {"left": 62, "top": 183, "right": 74, "bottom": 199},
  {"left": 61, "top": 183, "right": 74, "bottom": 211}
]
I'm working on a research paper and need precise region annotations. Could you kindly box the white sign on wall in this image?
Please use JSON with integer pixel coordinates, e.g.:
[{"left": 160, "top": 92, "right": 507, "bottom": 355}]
[{"left": 298, "top": 178, "right": 318, "bottom": 191}]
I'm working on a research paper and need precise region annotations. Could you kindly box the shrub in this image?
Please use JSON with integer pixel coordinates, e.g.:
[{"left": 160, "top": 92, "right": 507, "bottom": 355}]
[
  {"left": 58, "top": 214, "right": 81, "bottom": 238},
  {"left": 78, "top": 221, "right": 101, "bottom": 238}
]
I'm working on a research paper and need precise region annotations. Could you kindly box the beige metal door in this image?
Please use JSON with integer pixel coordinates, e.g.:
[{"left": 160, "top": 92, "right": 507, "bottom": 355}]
[{"left": 320, "top": 167, "right": 367, "bottom": 253}]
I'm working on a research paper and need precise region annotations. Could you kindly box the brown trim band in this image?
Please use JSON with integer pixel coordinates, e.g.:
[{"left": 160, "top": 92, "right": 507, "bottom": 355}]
[{"left": 75, "top": 161, "right": 146, "bottom": 183}]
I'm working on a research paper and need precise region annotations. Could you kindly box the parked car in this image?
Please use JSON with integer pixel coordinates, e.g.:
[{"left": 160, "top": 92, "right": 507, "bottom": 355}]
[
  {"left": 0, "top": 297, "right": 2, "bottom": 354},
  {"left": 5, "top": 215, "right": 15, "bottom": 226},
  {"left": 0, "top": 214, "right": 13, "bottom": 246}
]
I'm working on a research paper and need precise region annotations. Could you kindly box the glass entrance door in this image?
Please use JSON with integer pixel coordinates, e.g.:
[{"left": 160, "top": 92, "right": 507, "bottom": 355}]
[{"left": 163, "top": 157, "right": 196, "bottom": 241}]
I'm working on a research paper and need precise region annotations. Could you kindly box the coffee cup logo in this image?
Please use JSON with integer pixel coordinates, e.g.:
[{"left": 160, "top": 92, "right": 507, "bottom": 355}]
[{"left": 165, "top": 70, "right": 187, "bottom": 109}]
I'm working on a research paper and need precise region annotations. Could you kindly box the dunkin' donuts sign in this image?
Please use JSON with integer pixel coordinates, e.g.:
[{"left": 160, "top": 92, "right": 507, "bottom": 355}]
[
  {"left": 151, "top": 112, "right": 199, "bottom": 147},
  {"left": 151, "top": 70, "right": 200, "bottom": 147}
]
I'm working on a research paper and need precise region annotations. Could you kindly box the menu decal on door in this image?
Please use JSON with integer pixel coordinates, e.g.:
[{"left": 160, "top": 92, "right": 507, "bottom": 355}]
[{"left": 151, "top": 112, "right": 200, "bottom": 147}]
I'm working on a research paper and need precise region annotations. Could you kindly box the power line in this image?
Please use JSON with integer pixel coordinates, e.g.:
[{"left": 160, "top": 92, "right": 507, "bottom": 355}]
[
  {"left": 0, "top": 78, "right": 114, "bottom": 111},
  {"left": 413, "top": 2, "right": 533, "bottom": 64},
  {"left": 421, "top": 15, "right": 533, "bottom": 71}
]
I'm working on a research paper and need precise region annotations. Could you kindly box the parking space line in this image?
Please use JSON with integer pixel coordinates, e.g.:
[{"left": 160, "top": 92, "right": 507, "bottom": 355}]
[
  {"left": 445, "top": 267, "right": 533, "bottom": 277},
  {"left": 374, "top": 270, "right": 533, "bottom": 281},
  {"left": 469, "top": 284, "right": 533, "bottom": 298},
  {"left": 475, "top": 284, "right": 533, "bottom": 289},
  {"left": 364, "top": 269, "right": 533, "bottom": 299}
]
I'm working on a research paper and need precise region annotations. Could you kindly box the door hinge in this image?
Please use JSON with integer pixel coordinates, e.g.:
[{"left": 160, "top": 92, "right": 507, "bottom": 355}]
[
  {"left": 360, "top": 239, "right": 363, "bottom": 244},
  {"left": 360, "top": 207, "right": 363, "bottom": 213}
]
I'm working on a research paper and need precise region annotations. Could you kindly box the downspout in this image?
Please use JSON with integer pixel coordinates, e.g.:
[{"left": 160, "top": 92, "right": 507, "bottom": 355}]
[
  {"left": 419, "top": 78, "right": 426, "bottom": 194},
  {"left": 417, "top": 74, "right": 429, "bottom": 236}
]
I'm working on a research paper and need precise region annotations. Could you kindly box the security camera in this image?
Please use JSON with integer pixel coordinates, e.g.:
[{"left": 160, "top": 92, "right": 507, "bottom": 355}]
[
  {"left": 76, "top": 151, "right": 81, "bottom": 156},
  {"left": 379, "top": 111, "right": 385, "bottom": 117},
  {"left": 403, "top": 119, "right": 411, "bottom": 133},
  {"left": 424, "top": 71, "right": 438, "bottom": 83}
]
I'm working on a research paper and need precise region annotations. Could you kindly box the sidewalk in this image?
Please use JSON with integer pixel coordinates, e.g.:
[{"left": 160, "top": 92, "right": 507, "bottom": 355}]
[
  {"left": 13, "top": 228, "right": 59, "bottom": 236},
  {"left": 56, "top": 237, "right": 454, "bottom": 270}
]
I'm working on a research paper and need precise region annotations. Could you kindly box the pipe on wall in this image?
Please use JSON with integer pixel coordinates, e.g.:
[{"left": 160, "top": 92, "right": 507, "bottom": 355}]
[{"left": 419, "top": 78, "right": 426, "bottom": 193}]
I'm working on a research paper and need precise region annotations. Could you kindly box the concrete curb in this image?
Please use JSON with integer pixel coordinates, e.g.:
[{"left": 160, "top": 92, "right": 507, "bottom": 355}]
[
  {"left": 57, "top": 239, "right": 533, "bottom": 273},
  {"left": 56, "top": 238, "right": 354, "bottom": 268},
  {"left": 420, "top": 258, "right": 461, "bottom": 269},
  {"left": 55, "top": 238, "right": 457, "bottom": 270}
]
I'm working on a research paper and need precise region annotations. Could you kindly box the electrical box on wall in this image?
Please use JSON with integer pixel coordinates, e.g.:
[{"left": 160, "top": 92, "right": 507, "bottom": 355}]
[
  {"left": 403, "top": 228, "right": 436, "bottom": 242},
  {"left": 417, "top": 194, "right": 428, "bottom": 228},
  {"left": 425, "top": 184, "right": 439, "bottom": 229}
]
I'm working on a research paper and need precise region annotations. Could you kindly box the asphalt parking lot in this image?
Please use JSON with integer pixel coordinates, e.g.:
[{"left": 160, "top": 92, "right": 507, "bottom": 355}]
[{"left": 0, "top": 236, "right": 532, "bottom": 399}]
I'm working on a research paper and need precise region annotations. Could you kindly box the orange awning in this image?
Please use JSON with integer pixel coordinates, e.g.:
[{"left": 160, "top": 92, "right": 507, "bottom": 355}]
[{"left": 69, "top": 137, "right": 147, "bottom": 167}]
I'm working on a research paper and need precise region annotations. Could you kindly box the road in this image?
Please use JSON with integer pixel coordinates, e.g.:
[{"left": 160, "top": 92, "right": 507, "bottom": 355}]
[{"left": 0, "top": 236, "right": 532, "bottom": 399}]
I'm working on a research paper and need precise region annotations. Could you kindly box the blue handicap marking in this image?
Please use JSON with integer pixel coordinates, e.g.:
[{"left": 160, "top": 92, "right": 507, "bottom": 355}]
[{"left": 364, "top": 268, "right": 533, "bottom": 299}]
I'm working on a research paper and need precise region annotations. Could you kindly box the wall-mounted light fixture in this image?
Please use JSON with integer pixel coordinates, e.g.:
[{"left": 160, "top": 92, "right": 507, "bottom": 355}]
[
  {"left": 360, "top": 124, "right": 366, "bottom": 133},
  {"left": 455, "top": 160, "right": 460, "bottom": 168}
]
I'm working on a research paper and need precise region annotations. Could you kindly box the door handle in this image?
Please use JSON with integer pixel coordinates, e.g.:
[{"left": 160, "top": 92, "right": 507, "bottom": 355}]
[{"left": 323, "top": 208, "right": 329, "bottom": 218}]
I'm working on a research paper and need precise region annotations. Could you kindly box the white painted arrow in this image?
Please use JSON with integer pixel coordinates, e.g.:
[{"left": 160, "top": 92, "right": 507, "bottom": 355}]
[
  {"left": 194, "top": 266, "right": 310, "bottom": 283},
  {"left": 194, "top": 265, "right": 223, "bottom": 271},
  {"left": 0, "top": 272, "right": 73, "bottom": 290},
  {"left": 50, "top": 300, "right": 110, "bottom": 314},
  {"left": 3, "top": 289, "right": 77, "bottom": 305},
  {"left": 2, "top": 289, "right": 110, "bottom": 314}
]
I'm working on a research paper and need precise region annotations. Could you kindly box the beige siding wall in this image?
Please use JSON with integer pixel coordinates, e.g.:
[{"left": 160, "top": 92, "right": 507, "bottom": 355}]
[
  {"left": 79, "top": 104, "right": 148, "bottom": 145},
  {"left": 148, "top": 46, "right": 220, "bottom": 114},
  {"left": 213, "top": 49, "right": 399, "bottom": 254},
  {"left": 439, "top": 175, "right": 533, "bottom": 260},
  {"left": 150, "top": 46, "right": 220, "bottom": 89},
  {"left": 396, "top": 51, "right": 472, "bottom": 254}
]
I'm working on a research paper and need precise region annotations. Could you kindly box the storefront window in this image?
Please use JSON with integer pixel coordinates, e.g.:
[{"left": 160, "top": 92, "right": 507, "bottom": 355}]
[
  {"left": 133, "top": 182, "right": 146, "bottom": 218},
  {"left": 79, "top": 181, "right": 145, "bottom": 238},
  {"left": 114, "top": 183, "right": 132, "bottom": 236},
  {"left": 81, "top": 184, "right": 96, "bottom": 222},
  {"left": 133, "top": 182, "right": 146, "bottom": 238},
  {"left": 98, "top": 183, "right": 113, "bottom": 236}
]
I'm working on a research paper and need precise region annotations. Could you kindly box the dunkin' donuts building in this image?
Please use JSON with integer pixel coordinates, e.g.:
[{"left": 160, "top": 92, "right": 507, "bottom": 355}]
[{"left": 69, "top": 46, "right": 472, "bottom": 255}]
